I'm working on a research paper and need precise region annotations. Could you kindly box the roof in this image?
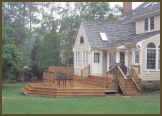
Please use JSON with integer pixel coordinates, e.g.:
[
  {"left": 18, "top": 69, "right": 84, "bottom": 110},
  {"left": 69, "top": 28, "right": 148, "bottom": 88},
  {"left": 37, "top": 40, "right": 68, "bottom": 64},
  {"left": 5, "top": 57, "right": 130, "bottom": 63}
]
[
  {"left": 120, "top": 2, "right": 160, "bottom": 24},
  {"left": 105, "top": 30, "right": 160, "bottom": 48},
  {"left": 82, "top": 21, "right": 135, "bottom": 48}
]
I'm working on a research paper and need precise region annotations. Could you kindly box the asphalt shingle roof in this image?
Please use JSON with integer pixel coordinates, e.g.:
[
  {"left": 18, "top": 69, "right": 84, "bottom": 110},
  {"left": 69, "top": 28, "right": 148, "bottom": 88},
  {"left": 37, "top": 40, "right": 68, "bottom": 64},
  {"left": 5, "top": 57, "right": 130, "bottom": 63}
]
[
  {"left": 82, "top": 21, "right": 135, "bottom": 48},
  {"left": 120, "top": 2, "right": 160, "bottom": 24},
  {"left": 80, "top": 2, "right": 160, "bottom": 49},
  {"left": 105, "top": 30, "right": 160, "bottom": 48}
]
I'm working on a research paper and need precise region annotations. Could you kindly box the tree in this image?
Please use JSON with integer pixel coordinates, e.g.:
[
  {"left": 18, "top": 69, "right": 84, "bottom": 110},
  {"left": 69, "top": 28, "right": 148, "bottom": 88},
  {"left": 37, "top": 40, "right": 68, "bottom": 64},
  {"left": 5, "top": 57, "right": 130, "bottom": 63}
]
[
  {"left": 75, "top": 2, "right": 122, "bottom": 22},
  {"left": 2, "top": 26, "right": 20, "bottom": 80}
]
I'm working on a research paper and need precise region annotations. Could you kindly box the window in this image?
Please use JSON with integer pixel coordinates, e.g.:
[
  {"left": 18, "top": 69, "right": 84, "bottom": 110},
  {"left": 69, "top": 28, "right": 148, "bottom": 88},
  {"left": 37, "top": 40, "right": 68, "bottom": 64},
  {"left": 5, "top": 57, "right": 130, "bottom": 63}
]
[
  {"left": 109, "top": 52, "right": 116, "bottom": 67},
  {"left": 135, "top": 51, "right": 139, "bottom": 64},
  {"left": 83, "top": 51, "right": 88, "bottom": 67},
  {"left": 150, "top": 17, "right": 154, "bottom": 30},
  {"left": 158, "top": 45, "right": 160, "bottom": 69},
  {"left": 144, "top": 18, "right": 148, "bottom": 31},
  {"left": 120, "top": 52, "right": 125, "bottom": 65},
  {"left": 80, "top": 36, "right": 84, "bottom": 44},
  {"left": 94, "top": 53, "right": 100, "bottom": 63},
  {"left": 146, "top": 42, "right": 156, "bottom": 70},
  {"left": 144, "top": 17, "right": 154, "bottom": 32},
  {"left": 75, "top": 52, "right": 80, "bottom": 68}
]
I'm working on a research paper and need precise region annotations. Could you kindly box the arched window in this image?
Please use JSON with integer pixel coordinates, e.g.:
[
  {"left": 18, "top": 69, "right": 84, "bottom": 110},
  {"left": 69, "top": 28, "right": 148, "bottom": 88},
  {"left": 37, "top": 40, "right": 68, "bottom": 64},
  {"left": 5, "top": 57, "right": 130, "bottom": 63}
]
[
  {"left": 158, "top": 45, "right": 160, "bottom": 69},
  {"left": 146, "top": 42, "right": 156, "bottom": 69},
  {"left": 80, "top": 36, "right": 84, "bottom": 44}
]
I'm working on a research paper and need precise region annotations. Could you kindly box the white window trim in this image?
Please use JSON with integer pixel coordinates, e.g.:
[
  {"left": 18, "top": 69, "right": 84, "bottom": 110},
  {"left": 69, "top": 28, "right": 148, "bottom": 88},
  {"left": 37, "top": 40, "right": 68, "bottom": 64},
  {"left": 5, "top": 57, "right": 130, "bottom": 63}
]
[
  {"left": 145, "top": 42, "right": 159, "bottom": 71},
  {"left": 132, "top": 49, "right": 140, "bottom": 65},
  {"left": 144, "top": 17, "right": 154, "bottom": 33},
  {"left": 75, "top": 52, "right": 80, "bottom": 68},
  {"left": 82, "top": 51, "right": 88, "bottom": 68}
]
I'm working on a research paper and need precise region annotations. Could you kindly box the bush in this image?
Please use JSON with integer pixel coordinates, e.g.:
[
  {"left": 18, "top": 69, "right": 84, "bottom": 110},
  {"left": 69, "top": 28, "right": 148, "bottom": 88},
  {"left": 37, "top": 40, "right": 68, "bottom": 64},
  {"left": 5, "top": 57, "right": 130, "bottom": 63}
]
[
  {"left": 141, "top": 81, "right": 160, "bottom": 93},
  {"left": 2, "top": 78, "right": 17, "bottom": 84}
]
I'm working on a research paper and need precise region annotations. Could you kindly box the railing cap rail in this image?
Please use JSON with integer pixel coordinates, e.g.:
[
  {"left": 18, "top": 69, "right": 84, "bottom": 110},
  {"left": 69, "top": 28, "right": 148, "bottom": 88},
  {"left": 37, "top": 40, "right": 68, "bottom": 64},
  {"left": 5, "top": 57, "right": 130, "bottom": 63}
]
[
  {"left": 106, "top": 65, "right": 116, "bottom": 73},
  {"left": 117, "top": 65, "right": 127, "bottom": 79},
  {"left": 131, "top": 65, "right": 142, "bottom": 80},
  {"left": 81, "top": 64, "right": 90, "bottom": 71}
]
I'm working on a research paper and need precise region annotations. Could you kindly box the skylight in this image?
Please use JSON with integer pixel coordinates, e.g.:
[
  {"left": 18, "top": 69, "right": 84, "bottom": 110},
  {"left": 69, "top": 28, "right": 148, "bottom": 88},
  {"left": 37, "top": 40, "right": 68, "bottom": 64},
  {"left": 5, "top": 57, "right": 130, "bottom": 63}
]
[{"left": 100, "top": 33, "right": 108, "bottom": 41}]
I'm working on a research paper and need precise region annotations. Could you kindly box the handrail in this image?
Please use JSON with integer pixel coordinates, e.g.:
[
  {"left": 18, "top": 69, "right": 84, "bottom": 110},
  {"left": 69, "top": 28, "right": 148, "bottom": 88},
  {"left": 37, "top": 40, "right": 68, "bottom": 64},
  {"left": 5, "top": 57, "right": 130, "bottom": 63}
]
[
  {"left": 131, "top": 65, "right": 142, "bottom": 92},
  {"left": 131, "top": 65, "right": 142, "bottom": 80},
  {"left": 81, "top": 64, "right": 90, "bottom": 81},
  {"left": 117, "top": 65, "right": 127, "bottom": 80},
  {"left": 106, "top": 65, "right": 116, "bottom": 73},
  {"left": 131, "top": 77, "right": 140, "bottom": 90},
  {"left": 81, "top": 64, "right": 90, "bottom": 71}
]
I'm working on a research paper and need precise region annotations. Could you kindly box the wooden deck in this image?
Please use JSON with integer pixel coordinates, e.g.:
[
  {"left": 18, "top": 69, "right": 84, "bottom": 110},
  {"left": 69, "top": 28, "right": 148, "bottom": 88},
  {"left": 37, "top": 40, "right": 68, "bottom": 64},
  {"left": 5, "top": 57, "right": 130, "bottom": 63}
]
[
  {"left": 21, "top": 75, "right": 140, "bottom": 97},
  {"left": 21, "top": 76, "right": 117, "bottom": 97}
]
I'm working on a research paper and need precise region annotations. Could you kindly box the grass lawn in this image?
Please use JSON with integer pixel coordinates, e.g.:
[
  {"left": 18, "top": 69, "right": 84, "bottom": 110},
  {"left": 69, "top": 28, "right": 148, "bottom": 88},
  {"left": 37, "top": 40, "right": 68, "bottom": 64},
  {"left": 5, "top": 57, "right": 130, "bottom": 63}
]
[{"left": 2, "top": 83, "right": 160, "bottom": 114}]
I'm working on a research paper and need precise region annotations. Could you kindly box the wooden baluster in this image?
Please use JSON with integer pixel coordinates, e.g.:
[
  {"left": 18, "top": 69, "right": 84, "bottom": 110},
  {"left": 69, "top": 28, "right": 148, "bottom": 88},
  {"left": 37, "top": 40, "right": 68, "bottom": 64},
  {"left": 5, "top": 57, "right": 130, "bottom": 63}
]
[{"left": 125, "top": 79, "right": 127, "bottom": 94}]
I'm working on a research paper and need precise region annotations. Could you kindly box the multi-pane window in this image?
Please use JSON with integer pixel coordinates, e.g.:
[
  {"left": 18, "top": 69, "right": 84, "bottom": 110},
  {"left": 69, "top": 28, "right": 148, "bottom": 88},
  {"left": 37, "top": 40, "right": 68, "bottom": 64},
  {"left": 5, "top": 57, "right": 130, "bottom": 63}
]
[
  {"left": 144, "top": 18, "right": 148, "bottom": 31},
  {"left": 83, "top": 51, "right": 88, "bottom": 67},
  {"left": 120, "top": 52, "right": 125, "bottom": 65},
  {"left": 150, "top": 17, "right": 154, "bottom": 30},
  {"left": 158, "top": 45, "right": 160, "bottom": 69},
  {"left": 94, "top": 53, "right": 100, "bottom": 63},
  {"left": 144, "top": 17, "right": 154, "bottom": 32},
  {"left": 146, "top": 42, "right": 156, "bottom": 69},
  {"left": 135, "top": 51, "right": 139, "bottom": 64},
  {"left": 75, "top": 52, "right": 80, "bottom": 68}
]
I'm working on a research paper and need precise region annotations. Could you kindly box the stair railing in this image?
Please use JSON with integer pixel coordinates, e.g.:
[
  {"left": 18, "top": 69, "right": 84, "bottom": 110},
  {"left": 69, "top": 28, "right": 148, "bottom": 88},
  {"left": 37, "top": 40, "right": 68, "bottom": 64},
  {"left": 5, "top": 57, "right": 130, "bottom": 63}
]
[
  {"left": 106, "top": 65, "right": 127, "bottom": 94},
  {"left": 81, "top": 64, "right": 90, "bottom": 81},
  {"left": 106, "top": 66, "right": 116, "bottom": 88},
  {"left": 131, "top": 65, "right": 142, "bottom": 93},
  {"left": 116, "top": 65, "right": 127, "bottom": 95}
]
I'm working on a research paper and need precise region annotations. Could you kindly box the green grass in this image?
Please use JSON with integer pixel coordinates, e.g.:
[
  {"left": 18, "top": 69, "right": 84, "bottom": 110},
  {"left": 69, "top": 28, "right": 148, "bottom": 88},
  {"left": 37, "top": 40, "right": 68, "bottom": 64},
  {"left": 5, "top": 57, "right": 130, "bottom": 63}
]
[{"left": 2, "top": 83, "right": 160, "bottom": 114}]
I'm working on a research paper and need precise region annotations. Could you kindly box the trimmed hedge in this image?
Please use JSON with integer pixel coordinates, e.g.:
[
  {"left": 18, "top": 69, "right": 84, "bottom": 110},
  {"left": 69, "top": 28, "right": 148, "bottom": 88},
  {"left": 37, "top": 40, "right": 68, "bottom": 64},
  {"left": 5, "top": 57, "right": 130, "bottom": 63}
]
[{"left": 141, "top": 81, "right": 160, "bottom": 93}]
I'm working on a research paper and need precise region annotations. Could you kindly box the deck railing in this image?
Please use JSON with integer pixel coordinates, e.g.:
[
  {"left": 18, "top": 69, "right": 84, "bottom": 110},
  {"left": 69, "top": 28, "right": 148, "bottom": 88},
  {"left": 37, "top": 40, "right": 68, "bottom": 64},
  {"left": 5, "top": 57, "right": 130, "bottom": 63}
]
[
  {"left": 131, "top": 65, "right": 142, "bottom": 92},
  {"left": 43, "top": 66, "right": 74, "bottom": 83},
  {"left": 132, "top": 65, "right": 140, "bottom": 74},
  {"left": 43, "top": 70, "right": 55, "bottom": 83},
  {"left": 117, "top": 65, "right": 127, "bottom": 95},
  {"left": 106, "top": 65, "right": 127, "bottom": 94},
  {"left": 106, "top": 66, "right": 116, "bottom": 88},
  {"left": 81, "top": 64, "right": 90, "bottom": 81}
]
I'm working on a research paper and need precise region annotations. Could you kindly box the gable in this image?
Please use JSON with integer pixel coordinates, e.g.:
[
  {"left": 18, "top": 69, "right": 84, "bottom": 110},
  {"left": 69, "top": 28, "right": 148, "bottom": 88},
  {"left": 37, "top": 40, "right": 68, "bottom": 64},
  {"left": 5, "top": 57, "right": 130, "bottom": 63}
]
[{"left": 73, "top": 22, "right": 90, "bottom": 52}]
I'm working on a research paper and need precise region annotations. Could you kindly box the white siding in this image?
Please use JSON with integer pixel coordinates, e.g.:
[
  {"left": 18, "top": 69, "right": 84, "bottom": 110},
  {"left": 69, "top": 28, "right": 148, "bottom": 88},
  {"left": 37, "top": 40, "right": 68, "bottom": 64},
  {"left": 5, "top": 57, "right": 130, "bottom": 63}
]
[
  {"left": 136, "top": 20, "right": 144, "bottom": 34},
  {"left": 141, "top": 35, "right": 160, "bottom": 81},
  {"left": 73, "top": 23, "right": 90, "bottom": 76},
  {"left": 136, "top": 15, "right": 160, "bottom": 34},
  {"left": 154, "top": 15, "right": 160, "bottom": 31}
]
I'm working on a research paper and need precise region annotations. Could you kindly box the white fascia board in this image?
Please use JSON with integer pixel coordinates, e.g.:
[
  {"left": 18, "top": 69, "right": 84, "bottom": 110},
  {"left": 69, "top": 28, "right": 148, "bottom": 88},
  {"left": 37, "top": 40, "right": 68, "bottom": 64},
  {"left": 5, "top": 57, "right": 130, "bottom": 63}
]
[{"left": 117, "top": 45, "right": 128, "bottom": 50}]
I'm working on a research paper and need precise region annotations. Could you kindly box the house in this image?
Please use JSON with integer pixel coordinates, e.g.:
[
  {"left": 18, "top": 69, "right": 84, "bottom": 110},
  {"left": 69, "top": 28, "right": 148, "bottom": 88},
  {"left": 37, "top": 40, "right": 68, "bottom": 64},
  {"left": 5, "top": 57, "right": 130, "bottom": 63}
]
[{"left": 73, "top": 2, "right": 160, "bottom": 83}]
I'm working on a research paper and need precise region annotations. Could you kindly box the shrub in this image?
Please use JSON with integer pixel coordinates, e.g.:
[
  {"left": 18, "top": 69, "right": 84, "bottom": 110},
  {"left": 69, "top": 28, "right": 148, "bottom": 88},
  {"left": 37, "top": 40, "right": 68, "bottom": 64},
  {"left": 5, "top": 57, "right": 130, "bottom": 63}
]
[{"left": 141, "top": 81, "right": 160, "bottom": 93}]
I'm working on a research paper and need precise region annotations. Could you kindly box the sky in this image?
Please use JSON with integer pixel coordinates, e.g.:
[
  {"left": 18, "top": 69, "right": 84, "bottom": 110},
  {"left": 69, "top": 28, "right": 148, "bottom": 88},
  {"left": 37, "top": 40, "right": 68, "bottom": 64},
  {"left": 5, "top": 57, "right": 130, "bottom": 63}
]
[{"left": 109, "top": 2, "right": 143, "bottom": 9}]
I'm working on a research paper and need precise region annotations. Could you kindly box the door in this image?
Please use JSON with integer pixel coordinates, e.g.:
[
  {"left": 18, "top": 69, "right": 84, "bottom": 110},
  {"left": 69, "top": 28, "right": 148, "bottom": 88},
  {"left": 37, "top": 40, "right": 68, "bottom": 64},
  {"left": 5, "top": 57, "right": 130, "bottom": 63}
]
[
  {"left": 92, "top": 51, "right": 102, "bottom": 75},
  {"left": 133, "top": 49, "right": 140, "bottom": 72},
  {"left": 120, "top": 51, "right": 125, "bottom": 65}
]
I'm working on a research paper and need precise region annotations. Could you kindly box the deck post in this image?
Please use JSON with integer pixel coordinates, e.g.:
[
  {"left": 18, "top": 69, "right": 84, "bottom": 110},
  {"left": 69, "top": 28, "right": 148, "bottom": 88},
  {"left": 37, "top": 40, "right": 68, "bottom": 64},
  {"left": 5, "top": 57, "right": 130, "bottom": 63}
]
[
  {"left": 116, "top": 66, "right": 119, "bottom": 93},
  {"left": 106, "top": 72, "right": 108, "bottom": 88},
  {"left": 125, "top": 79, "right": 127, "bottom": 94},
  {"left": 81, "top": 70, "right": 83, "bottom": 81},
  {"left": 89, "top": 65, "right": 90, "bottom": 77}
]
